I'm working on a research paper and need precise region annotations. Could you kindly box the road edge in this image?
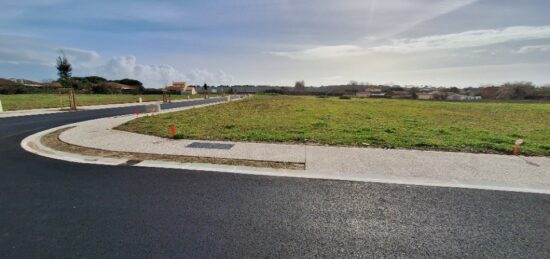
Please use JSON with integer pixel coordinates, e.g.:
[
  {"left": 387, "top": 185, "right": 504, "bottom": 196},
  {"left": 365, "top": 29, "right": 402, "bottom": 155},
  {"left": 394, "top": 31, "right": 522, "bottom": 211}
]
[{"left": 19, "top": 96, "right": 550, "bottom": 195}]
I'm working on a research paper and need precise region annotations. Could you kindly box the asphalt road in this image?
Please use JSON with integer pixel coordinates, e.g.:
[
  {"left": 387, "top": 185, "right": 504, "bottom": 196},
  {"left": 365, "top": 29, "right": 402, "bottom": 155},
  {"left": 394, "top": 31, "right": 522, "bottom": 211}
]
[{"left": 1, "top": 98, "right": 549, "bottom": 258}]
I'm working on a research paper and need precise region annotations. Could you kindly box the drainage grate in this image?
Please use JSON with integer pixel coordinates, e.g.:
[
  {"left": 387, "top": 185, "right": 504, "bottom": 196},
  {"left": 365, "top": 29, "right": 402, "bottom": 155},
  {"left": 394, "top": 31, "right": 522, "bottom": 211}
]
[{"left": 186, "top": 142, "right": 234, "bottom": 150}]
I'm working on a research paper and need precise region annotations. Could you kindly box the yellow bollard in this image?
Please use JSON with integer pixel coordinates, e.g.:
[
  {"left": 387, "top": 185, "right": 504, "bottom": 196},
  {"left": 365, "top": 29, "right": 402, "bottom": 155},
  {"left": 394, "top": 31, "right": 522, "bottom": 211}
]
[{"left": 0, "top": 98, "right": 3, "bottom": 112}]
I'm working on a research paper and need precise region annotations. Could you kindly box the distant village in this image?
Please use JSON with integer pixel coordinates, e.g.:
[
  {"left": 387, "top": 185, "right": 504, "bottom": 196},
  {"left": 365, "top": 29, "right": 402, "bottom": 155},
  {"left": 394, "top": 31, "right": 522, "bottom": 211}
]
[
  {"left": 1, "top": 76, "right": 549, "bottom": 101},
  {"left": 209, "top": 81, "right": 549, "bottom": 101}
]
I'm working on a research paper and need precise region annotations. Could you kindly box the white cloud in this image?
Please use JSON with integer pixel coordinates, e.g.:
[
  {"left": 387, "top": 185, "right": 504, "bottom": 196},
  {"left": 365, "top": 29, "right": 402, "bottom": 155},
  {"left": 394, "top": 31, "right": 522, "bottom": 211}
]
[
  {"left": 269, "top": 26, "right": 550, "bottom": 59},
  {"left": 319, "top": 75, "right": 346, "bottom": 85},
  {"left": 0, "top": 35, "right": 233, "bottom": 87},
  {"left": 268, "top": 45, "right": 367, "bottom": 60},
  {"left": 95, "top": 56, "right": 233, "bottom": 87},
  {"left": 516, "top": 45, "right": 550, "bottom": 54},
  {"left": 185, "top": 69, "right": 234, "bottom": 85},
  {"left": 0, "top": 35, "right": 55, "bottom": 66},
  {"left": 57, "top": 47, "right": 100, "bottom": 63},
  {"left": 362, "top": 0, "right": 479, "bottom": 38},
  {"left": 371, "top": 26, "right": 550, "bottom": 53},
  {"left": 0, "top": 47, "right": 51, "bottom": 65}
]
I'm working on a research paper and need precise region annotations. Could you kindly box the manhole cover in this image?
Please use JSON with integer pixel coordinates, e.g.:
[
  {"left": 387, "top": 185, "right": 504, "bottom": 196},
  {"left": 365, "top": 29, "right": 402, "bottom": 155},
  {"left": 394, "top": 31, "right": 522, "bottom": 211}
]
[{"left": 186, "top": 142, "right": 234, "bottom": 150}]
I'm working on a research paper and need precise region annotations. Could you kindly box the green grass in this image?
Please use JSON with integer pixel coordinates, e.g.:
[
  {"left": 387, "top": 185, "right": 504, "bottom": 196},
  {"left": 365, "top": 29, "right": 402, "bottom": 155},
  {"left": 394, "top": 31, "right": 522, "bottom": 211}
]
[
  {"left": 117, "top": 95, "right": 550, "bottom": 156},
  {"left": 0, "top": 94, "right": 212, "bottom": 111}
]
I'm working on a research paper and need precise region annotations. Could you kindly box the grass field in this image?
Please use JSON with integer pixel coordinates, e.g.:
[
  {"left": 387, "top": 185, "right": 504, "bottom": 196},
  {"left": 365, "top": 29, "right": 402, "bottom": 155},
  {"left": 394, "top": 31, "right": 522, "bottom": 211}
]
[
  {"left": 0, "top": 94, "right": 211, "bottom": 111},
  {"left": 117, "top": 95, "right": 550, "bottom": 156}
]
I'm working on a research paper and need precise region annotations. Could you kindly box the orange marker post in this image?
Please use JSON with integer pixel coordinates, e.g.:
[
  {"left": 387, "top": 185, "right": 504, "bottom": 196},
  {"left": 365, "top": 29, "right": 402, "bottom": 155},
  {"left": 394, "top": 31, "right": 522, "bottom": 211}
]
[
  {"left": 513, "top": 139, "right": 523, "bottom": 155},
  {"left": 170, "top": 126, "right": 176, "bottom": 139}
]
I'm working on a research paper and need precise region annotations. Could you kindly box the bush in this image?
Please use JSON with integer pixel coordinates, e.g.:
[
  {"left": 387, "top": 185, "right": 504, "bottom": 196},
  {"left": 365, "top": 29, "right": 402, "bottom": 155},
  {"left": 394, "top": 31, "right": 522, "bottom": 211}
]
[
  {"left": 0, "top": 84, "right": 60, "bottom": 94},
  {"left": 497, "top": 82, "right": 535, "bottom": 100}
]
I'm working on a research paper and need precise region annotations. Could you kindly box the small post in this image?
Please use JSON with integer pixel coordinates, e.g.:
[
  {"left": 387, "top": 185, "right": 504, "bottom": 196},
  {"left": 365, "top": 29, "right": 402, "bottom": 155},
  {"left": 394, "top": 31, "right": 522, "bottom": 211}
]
[
  {"left": 0, "top": 98, "right": 3, "bottom": 112},
  {"left": 139, "top": 97, "right": 143, "bottom": 103},
  {"left": 162, "top": 90, "right": 168, "bottom": 103},
  {"left": 69, "top": 89, "right": 77, "bottom": 111},
  {"left": 170, "top": 126, "right": 176, "bottom": 139},
  {"left": 513, "top": 139, "right": 524, "bottom": 155},
  {"left": 58, "top": 89, "right": 63, "bottom": 108}
]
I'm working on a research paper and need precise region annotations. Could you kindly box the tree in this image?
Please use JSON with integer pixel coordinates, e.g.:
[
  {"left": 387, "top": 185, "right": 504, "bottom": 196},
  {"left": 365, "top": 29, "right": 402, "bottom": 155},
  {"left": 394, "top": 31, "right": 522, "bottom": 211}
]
[
  {"left": 115, "top": 78, "right": 145, "bottom": 93},
  {"left": 84, "top": 76, "right": 107, "bottom": 84},
  {"left": 115, "top": 78, "right": 143, "bottom": 87},
  {"left": 497, "top": 82, "right": 535, "bottom": 100},
  {"left": 294, "top": 80, "right": 305, "bottom": 92},
  {"left": 56, "top": 55, "right": 72, "bottom": 87},
  {"left": 409, "top": 87, "right": 419, "bottom": 99},
  {"left": 203, "top": 83, "right": 208, "bottom": 91}
]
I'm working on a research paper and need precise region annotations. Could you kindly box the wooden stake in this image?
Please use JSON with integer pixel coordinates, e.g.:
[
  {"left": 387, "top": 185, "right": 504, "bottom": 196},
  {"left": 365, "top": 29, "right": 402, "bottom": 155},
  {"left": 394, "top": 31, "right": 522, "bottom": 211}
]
[
  {"left": 513, "top": 139, "right": 524, "bottom": 155},
  {"left": 68, "top": 89, "right": 77, "bottom": 110}
]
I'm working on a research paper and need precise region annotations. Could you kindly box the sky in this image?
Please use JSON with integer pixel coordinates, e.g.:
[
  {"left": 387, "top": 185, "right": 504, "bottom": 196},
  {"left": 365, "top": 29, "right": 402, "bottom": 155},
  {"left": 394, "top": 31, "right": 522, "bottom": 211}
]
[{"left": 1, "top": 0, "right": 550, "bottom": 87}]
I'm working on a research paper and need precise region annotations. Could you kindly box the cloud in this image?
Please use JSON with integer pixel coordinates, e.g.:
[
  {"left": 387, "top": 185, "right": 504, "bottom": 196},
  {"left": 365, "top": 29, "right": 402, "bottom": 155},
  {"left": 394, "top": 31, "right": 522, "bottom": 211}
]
[
  {"left": 185, "top": 69, "right": 234, "bottom": 85},
  {"left": 0, "top": 35, "right": 55, "bottom": 65},
  {"left": 516, "top": 45, "right": 550, "bottom": 54},
  {"left": 57, "top": 47, "right": 100, "bottom": 63},
  {"left": 268, "top": 45, "right": 367, "bottom": 60},
  {"left": 371, "top": 26, "right": 550, "bottom": 53},
  {"left": 269, "top": 26, "right": 550, "bottom": 59},
  {"left": 0, "top": 48, "right": 51, "bottom": 65},
  {"left": 0, "top": 35, "right": 233, "bottom": 87},
  {"left": 95, "top": 56, "right": 233, "bottom": 87}
]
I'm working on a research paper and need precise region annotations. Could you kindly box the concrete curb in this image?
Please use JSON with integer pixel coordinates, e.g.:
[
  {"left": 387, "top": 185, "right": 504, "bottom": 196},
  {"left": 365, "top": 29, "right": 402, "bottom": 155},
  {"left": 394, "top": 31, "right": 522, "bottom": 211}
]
[
  {"left": 21, "top": 127, "right": 550, "bottom": 194},
  {"left": 19, "top": 96, "right": 550, "bottom": 195},
  {"left": 0, "top": 96, "right": 214, "bottom": 118},
  {"left": 20, "top": 96, "right": 257, "bottom": 168},
  {"left": 21, "top": 122, "right": 129, "bottom": 166}
]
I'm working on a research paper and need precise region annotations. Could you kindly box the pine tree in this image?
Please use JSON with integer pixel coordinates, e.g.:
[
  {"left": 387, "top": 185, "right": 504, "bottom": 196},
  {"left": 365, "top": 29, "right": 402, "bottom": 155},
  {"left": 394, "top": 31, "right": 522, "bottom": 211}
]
[{"left": 56, "top": 55, "right": 72, "bottom": 87}]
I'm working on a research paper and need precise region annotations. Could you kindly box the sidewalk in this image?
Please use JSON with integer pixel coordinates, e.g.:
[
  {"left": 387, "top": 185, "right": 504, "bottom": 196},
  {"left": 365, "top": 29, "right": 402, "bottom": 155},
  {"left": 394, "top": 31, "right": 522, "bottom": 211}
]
[{"left": 41, "top": 109, "right": 550, "bottom": 194}]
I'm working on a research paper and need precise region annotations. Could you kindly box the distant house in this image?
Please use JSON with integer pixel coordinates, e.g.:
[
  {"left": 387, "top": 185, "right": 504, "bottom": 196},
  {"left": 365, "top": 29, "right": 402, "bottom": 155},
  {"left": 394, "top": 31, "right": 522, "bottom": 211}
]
[
  {"left": 9, "top": 78, "right": 44, "bottom": 87},
  {"left": 102, "top": 82, "right": 139, "bottom": 93},
  {"left": 166, "top": 82, "right": 196, "bottom": 95},
  {"left": 356, "top": 88, "right": 388, "bottom": 98},
  {"left": 447, "top": 94, "right": 482, "bottom": 101},
  {"left": 356, "top": 91, "right": 370, "bottom": 98},
  {"left": 391, "top": 90, "right": 413, "bottom": 99},
  {"left": 417, "top": 92, "right": 435, "bottom": 100},
  {"left": 446, "top": 93, "right": 467, "bottom": 101},
  {"left": 231, "top": 86, "right": 286, "bottom": 94},
  {"left": 232, "top": 86, "right": 261, "bottom": 94}
]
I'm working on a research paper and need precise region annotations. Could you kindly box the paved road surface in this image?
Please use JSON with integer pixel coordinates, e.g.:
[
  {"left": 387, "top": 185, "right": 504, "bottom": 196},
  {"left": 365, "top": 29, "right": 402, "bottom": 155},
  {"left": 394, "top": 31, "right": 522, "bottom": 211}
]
[{"left": 1, "top": 98, "right": 549, "bottom": 258}]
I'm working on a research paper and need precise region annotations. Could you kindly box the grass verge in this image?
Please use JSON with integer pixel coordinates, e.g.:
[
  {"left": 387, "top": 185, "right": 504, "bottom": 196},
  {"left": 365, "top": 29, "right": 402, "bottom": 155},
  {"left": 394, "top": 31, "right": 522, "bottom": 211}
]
[
  {"left": 117, "top": 95, "right": 550, "bottom": 156},
  {"left": 41, "top": 127, "right": 304, "bottom": 170}
]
